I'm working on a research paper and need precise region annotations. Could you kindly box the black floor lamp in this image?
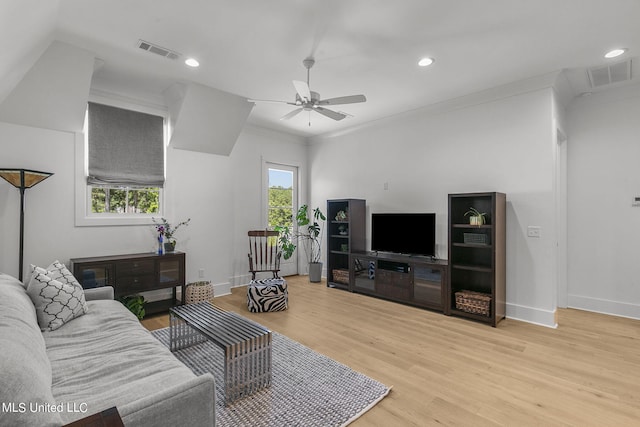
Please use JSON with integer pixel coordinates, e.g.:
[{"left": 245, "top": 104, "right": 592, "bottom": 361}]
[{"left": 0, "top": 168, "right": 53, "bottom": 281}]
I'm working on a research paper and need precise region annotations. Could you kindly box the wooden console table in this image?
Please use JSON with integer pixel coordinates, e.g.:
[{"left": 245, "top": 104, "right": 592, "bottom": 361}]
[{"left": 70, "top": 252, "right": 186, "bottom": 315}]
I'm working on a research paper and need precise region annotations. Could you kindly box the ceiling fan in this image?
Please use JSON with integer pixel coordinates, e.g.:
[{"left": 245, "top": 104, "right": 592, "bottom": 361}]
[{"left": 249, "top": 57, "right": 366, "bottom": 125}]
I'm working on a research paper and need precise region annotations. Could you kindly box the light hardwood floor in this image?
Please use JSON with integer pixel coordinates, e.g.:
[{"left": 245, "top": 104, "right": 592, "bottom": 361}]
[{"left": 141, "top": 276, "right": 640, "bottom": 426}]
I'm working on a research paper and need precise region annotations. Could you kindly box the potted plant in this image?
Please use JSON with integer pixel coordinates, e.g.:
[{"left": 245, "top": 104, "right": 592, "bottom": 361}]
[
  {"left": 153, "top": 217, "right": 191, "bottom": 252},
  {"left": 276, "top": 205, "right": 326, "bottom": 282},
  {"left": 118, "top": 295, "right": 145, "bottom": 320},
  {"left": 464, "top": 207, "right": 487, "bottom": 226}
]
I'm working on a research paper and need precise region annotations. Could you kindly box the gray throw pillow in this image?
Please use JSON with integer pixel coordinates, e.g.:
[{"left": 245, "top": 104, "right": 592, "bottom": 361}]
[{"left": 27, "top": 271, "right": 88, "bottom": 331}]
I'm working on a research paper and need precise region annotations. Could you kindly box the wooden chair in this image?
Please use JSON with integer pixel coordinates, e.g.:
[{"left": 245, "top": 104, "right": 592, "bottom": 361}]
[{"left": 248, "top": 230, "right": 282, "bottom": 280}]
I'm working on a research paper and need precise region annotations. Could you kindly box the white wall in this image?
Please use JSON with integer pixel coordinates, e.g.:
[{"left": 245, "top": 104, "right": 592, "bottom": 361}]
[
  {"left": 229, "top": 125, "right": 307, "bottom": 285},
  {"left": 566, "top": 82, "right": 640, "bottom": 319},
  {"left": 308, "top": 87, "right": 559, "bottom": 327},
  {"left": 0, "top": 120, "right": 307, "bottom": 296}
]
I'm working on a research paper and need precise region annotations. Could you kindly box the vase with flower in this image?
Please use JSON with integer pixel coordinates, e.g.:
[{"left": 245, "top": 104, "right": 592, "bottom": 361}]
[{"left": 153, "top": 217, "right": 191, "bottom": 253}]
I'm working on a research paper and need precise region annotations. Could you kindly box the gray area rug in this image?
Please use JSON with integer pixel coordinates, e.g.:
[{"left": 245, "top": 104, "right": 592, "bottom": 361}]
[{"left": 152, "top": 327, "right": 390, "bottom": 427}]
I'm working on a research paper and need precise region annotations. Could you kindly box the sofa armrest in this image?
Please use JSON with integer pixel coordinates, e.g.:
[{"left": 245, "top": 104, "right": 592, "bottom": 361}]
[
  {"left": 118, "top": 373, "right": 215, "bottom": 427},
  {"left": 84, "top": 286, "right": 115, "bottom": 301}
]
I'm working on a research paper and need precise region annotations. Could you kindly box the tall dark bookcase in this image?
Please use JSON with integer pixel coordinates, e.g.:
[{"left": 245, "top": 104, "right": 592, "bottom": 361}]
[
  {"left": 326, "top": 199, "right": 366, "bottom": 290},
  {"left": 448, "top": 192, "right": 506, "bottom": 326}
]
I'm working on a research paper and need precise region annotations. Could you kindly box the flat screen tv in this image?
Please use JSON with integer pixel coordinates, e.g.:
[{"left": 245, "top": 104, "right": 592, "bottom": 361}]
[{"left": 371, "top": 213, "right": 436, "bottom": 257}]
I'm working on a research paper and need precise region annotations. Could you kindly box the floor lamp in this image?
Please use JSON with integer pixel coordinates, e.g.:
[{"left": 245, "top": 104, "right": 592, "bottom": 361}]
[{"left": 0, "top": 168, "right": 53, "bottom": 281}]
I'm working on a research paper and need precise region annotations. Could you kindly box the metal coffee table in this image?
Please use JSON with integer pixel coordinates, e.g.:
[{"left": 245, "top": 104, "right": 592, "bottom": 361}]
[{"left": 169, "top": 301, "right": 272, "bottom": 404}]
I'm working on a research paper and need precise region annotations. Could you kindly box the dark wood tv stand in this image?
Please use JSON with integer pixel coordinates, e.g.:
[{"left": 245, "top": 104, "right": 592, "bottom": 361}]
[{"left": 350, "top": 251, "right": 448, "bottom": 312}]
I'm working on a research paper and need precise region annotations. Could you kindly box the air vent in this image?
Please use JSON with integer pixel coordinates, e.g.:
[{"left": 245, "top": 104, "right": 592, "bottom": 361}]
[
  {"left": 587, "top": 59, "right": 632, "bottom": 88},
  {"left": 137, "top": 39, "right": 181, "bottom": 61}
]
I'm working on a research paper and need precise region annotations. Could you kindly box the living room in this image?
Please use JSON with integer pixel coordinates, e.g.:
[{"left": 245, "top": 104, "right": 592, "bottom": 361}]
[{"left": 1, "top": 1, "right": 640, "bottom": 425}]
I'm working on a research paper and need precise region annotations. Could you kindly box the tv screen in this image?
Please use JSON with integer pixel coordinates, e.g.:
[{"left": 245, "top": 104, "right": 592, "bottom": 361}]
[{"left": 371, "top": 213, "right": 436, "bottom": 257}]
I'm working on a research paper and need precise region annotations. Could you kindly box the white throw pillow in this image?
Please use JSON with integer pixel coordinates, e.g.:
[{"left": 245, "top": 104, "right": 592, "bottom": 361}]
[{"left": 26, "top": 271, "right": 88, "bottom": 331}]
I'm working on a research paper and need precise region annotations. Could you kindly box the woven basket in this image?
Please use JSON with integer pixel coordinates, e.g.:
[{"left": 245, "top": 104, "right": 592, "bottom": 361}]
[
  {"left": 332, "top": 269, "right": 349, "bottom": 285},
  {"left": 455, "top": 290, "right": 491, "bottom": 317},
  {"left": 185, "top": 281, "right": 213, "bottom": 304}
]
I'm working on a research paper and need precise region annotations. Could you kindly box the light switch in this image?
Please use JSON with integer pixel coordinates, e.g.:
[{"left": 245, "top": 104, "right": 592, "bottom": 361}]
[{"left": 527, "top": 226, "right": 541, "bottom": 238}]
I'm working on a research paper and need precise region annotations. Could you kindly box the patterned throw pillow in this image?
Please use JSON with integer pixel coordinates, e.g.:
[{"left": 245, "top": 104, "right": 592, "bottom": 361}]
[{"left": 26, "top": 271, "right": 88, "bottom": 332}]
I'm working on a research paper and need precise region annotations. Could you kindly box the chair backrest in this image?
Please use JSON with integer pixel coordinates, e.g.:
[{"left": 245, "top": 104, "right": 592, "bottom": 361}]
[{"left": 248, "top": 230, "right": 281, "bottom": 279}]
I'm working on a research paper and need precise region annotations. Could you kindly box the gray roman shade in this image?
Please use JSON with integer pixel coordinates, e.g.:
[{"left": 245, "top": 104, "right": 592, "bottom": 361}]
[{"left": 87, "top": 102, "right": 165, "bottom": 187}]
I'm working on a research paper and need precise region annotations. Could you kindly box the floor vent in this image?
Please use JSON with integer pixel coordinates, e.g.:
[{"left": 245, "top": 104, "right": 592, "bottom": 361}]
[
  {"left": 137, "top": 39, "right": 181, "bottom": 61},
  {"left": 587, "top": 59, "right": 632, "bottom": 88}
]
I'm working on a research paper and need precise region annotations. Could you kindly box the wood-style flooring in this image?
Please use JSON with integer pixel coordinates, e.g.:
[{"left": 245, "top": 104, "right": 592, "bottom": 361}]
[{"left": 141, "top": 275, "right": 640, "bottom": 426}]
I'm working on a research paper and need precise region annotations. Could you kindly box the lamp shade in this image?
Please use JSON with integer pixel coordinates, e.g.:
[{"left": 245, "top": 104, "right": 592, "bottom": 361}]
[{"left": 0, "top": 169, "right": 53, "bottom": 189}]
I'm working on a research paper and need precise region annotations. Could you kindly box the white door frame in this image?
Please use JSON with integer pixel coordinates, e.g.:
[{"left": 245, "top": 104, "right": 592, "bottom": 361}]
[{"left": 262, "top": 160, "right": 299, "bottom": 276}]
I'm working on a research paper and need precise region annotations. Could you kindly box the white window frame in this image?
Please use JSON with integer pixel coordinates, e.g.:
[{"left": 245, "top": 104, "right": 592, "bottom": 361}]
[
  {"left": 75, "top": 92, "right": 168, "bottom": 227},
  {"left": 263, "top": 160, "right": 299, "bottom": 276}
]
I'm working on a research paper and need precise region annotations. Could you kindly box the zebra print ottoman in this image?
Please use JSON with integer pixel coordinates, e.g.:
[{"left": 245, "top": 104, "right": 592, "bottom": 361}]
[{"left": 247, "top": 278, "right": 288, "bottom": 312}]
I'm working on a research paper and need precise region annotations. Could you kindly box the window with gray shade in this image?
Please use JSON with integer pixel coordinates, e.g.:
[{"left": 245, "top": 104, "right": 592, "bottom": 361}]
[{"left": 87, "top": 102, "right": 164, "bottom": 187}]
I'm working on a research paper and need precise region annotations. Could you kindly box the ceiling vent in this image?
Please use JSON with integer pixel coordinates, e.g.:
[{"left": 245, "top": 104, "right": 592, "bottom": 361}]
[
  {"left": 137, "top": 39, "right": 181, "bottom": 60},
  {"left": 587, "top": 59, "right": 632, "bottom": 88}
]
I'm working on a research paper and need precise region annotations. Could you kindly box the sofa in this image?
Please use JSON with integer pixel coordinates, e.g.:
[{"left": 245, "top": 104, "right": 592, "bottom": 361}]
[{"left": 0, "top": 271, "right": 215, "bottom": 427}]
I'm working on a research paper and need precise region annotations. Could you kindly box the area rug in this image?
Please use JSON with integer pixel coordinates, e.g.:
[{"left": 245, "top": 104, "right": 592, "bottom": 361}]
[{"left": 152, "top": 327, "right": 390, "bottom": 427}]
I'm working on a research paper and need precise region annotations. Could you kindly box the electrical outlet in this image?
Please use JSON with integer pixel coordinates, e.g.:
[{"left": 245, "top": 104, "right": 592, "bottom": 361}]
[
  {"left": 198, "top": 268, "right": 205, "bottom": 278},
  {"left": 527, "top": 226, "right": 541, "bottom": 238}
]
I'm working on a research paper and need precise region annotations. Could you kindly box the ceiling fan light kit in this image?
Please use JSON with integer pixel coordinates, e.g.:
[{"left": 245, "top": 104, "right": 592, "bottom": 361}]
[{"left": 250, "top": 57, "right": 366, "bottom": 125}]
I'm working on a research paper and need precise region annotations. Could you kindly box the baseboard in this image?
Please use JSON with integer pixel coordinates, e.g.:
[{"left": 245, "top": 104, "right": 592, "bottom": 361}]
[
  {"left": 568, "top": 294, "right": 640, "bottom": 320},
  {"left": 212, "top": 282, "right": 232, "bottom": 297},
  {"left": 506, "top": 302, "right": 557, "bottom": 328}
]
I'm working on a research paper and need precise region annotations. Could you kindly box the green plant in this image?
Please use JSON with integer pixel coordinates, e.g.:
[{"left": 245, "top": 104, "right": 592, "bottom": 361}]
[
  {"left": 275, "top": 205, "right": 326, "bottom": 264},
  {"left": 152, "top": 217, "right": 191, "bottom": 243},
  {"left": 118, "top": 295, "right": 145, "bottom": 320},
  {"left": 464, "top": 207, "right": 487, "bottom": 226}
]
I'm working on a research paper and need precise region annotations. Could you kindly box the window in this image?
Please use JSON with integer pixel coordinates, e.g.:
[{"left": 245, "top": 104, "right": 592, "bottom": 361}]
[
  {"left": 264, "top": 162, "right": 298, "bottom": 276},
  {"left": 75, "top": 97, "right": 167, "bottom": 226},
  {"left": 267, "top": 167, "right": 295, "bottom": 229}
]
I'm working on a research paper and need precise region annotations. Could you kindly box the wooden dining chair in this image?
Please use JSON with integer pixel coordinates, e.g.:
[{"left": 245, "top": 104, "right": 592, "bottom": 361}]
[{"left": 247, "top": 230, "right": 282, "bottom": 280}]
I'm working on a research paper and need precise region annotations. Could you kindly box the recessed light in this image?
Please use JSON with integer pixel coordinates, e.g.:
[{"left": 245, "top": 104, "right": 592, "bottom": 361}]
[
  {"left": 604, "top": 48, "right": 627, "bottom": 59},
  {"left": 185, "top": 58, "right": 200, "bottom": 67},
  {"left": 418, "top": 57, "right": 434, "bottom": 67}
]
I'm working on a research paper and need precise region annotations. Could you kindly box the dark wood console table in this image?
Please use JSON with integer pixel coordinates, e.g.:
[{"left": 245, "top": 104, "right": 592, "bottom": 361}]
[
  {"left": 350, "top": 251, "right": 448, "bottom": 312},
  {"left": 70, "top": 252, "right": 185, "bottom": 315}
]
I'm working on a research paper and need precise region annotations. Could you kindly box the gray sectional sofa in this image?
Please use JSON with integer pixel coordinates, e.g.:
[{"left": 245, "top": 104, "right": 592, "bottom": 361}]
[{"left": 0, "top": 272, "right": 215, "bottom": 427}]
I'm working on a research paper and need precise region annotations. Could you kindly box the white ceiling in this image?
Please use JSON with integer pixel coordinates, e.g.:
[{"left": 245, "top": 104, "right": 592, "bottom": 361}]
[{"left": 3, "top": 0, "right": 640, "bottom": 137}]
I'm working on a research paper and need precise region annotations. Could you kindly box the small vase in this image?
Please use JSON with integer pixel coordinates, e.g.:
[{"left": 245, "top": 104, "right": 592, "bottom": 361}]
[
  {"left": 164, "top": 241, "right": 176, "bottom": 252},
  {"left": 158, "top": 235, "right": 164, "bottom": 255}
]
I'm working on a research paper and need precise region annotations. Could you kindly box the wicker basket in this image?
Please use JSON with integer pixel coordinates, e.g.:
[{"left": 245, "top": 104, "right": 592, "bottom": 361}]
[
  {"left": 455, "top": 290, "right": 491, "bottom": 317},
  {"left": 332, "top": 269, "right": 350, "bottom": 285},
  {"left": 463, "top": 233, "right": 487, "bottom": 245},
  {"left": 185, "top": 281, "right": 213, "bottom": 304}
]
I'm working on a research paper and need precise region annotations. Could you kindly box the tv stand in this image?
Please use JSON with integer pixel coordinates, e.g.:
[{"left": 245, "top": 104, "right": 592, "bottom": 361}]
[{"left": 350, "top": 251, "right": 448, "bottom": 312}]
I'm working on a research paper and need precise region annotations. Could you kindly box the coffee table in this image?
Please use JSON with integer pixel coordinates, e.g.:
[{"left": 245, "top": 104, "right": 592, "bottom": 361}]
[{"left": 169, "top": 301, "right": 272, "bottom": 404}]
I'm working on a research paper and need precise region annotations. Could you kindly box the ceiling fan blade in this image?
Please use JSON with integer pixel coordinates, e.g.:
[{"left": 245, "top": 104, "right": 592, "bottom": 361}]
[
  {"left": 280, "top": 108, "right": 304, "bottom": 121},
  {"left": 315, "top": 106, "right": 347, "bottom": 121},
  {"left": 292, "top": 80, "right": 311, "bottom": 102},
  {"left": 318, "top": 94, "right": 367, "bottom": 105},
  {"left": 248, "top": 98, "right": 297, "bottom": 105}
]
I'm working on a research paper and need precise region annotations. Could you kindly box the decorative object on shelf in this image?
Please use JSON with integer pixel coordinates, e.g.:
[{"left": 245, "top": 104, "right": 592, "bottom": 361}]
[
  {"left": 185, "top": 281, "right": 213, "bottom": 304},
  {"left": 332, "top": 269, "right": 349, "bottom": 285},
  {"left": 276, "top": 205, "right": 326, "bottom": 283},
  {"left": 0, "top": 168, "right": 54, "bottom": 281},
  {"left": 118, "top": 295, "right": 146, "bottom": 319},
  {"left": 153, "top": 217, "right": 191, "bottom": 253},
  {"left": 463, "top": 233, "right": 487, "bottom": 245},
  {"left": 464, "top": 207, "right": 486, "bottom": 226},
  {"left": 340, "top": 244, "right": 348, "bottom": 252},
  {"left": 338, "top": 225, "right": 348, "bottom": 235},
  {"left": 157, "top": 234, "right": 164, "bottom": 255},
  {"left": 335, "top": 209, "right": 348, "bottom": 221},
  {"left": 455, "top": 290, "right": 491, "bottom": 317}
]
